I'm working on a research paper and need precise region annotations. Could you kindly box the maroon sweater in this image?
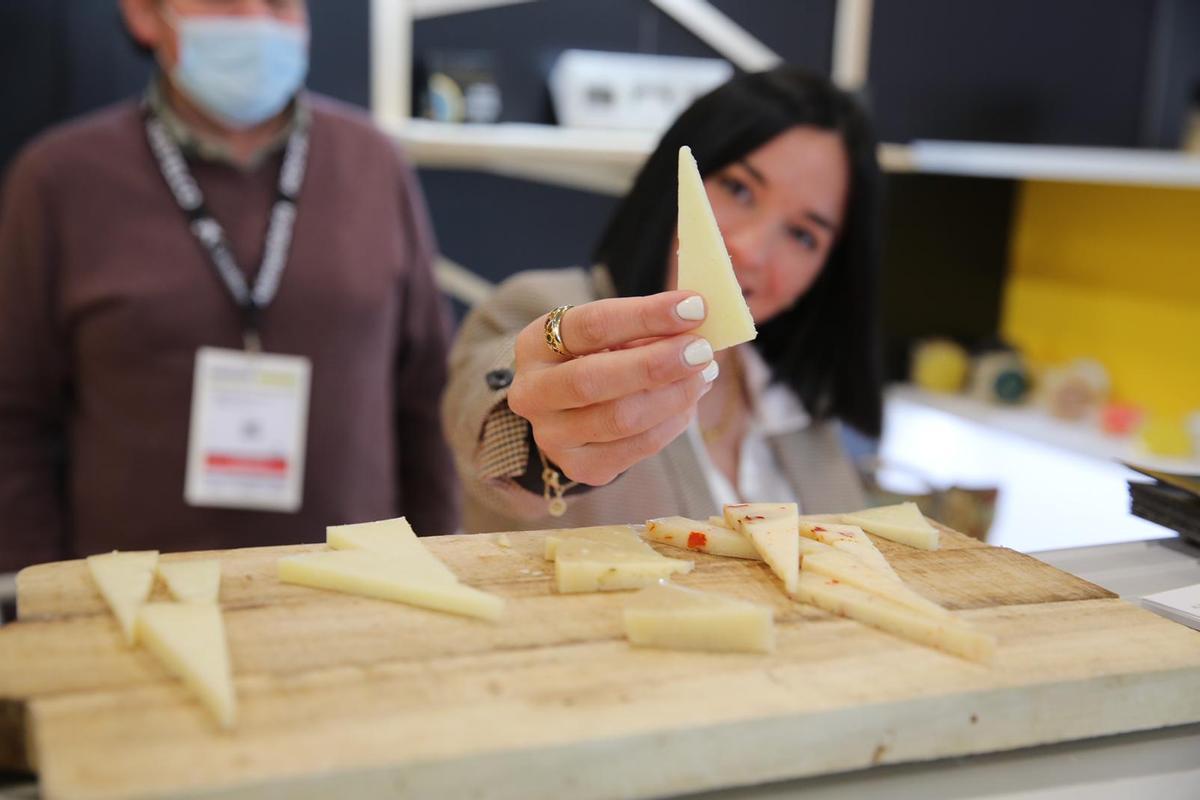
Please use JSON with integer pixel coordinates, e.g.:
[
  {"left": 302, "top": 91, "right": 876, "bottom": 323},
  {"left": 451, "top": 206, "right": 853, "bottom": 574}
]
[{"left": 0, "top": 95, "right": 460, "bottom": 572}]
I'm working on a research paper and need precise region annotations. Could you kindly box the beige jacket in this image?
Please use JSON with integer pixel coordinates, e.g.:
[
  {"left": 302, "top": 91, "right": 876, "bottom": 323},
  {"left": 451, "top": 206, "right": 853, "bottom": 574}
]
[{"left": 441, "top": 267, "right": 867, "bottom": 533}]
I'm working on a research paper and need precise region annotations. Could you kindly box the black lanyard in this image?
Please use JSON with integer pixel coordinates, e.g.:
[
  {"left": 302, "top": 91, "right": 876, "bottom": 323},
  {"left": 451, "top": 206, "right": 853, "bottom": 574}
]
[{"left": 144, "top": 108, "right": 309, "bottom": 352}]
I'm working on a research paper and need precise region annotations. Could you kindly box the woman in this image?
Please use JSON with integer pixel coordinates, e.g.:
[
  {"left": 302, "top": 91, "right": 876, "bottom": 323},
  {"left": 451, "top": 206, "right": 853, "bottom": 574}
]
[{"left": 442, "top": 67, "right": 882, "bottom": 531}]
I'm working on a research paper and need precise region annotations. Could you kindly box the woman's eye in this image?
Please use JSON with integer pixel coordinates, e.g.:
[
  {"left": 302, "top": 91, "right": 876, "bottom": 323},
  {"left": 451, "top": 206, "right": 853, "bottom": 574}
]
[
  {"left": 789, "top": 227, "right": 818, "bottom": 251},
  {"left": 719, "top": 176, "right": 753, "bottom": 205}
]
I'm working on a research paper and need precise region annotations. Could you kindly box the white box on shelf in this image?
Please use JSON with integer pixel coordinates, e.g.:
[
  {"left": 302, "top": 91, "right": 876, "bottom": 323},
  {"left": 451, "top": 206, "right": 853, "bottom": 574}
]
[{"left": 549, "top": 49, "right": 733, "bottom": 133}]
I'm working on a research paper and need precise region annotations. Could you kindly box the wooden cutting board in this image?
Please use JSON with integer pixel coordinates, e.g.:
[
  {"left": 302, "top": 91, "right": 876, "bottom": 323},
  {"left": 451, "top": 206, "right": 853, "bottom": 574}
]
[{"left": 2, "top": 525, "right": 1200, "bottom": 800}]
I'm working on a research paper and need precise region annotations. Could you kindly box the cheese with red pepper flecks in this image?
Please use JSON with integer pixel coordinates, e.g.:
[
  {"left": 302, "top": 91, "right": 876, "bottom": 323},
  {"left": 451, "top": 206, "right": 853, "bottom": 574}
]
[{"left": 645, "top": 516, "right": 761, "bottom": 560}]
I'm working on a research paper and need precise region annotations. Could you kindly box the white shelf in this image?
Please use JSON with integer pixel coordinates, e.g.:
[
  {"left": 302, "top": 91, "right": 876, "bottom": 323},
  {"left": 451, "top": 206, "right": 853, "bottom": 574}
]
[
  {"left": 881, "top": 388, "right": 1174, "bottom": 552},
  {"left": 910, "top": 140, "right": 1200, "bottom": 188},
  {"left": 390, "top": 121, "right": 1200, "bottom": 192},
  {"left": 386, "top": 119, "right": 914, "bottom": 193},
  {"left": 889, "top": 384, "right": 1200, "bottom": 474}
]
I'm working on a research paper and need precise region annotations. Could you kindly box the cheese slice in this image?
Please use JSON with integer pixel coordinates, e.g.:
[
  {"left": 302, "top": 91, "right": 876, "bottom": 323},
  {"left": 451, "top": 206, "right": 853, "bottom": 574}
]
[
  {"left": 157, "top": 560, "right": 221, "bottom": 604},
  {"left": 624, "top": 583, "right": 774, "bottom": 654},
  {"left": 792, "top": 572, "right": 995, "bottom": 662},
  {"left": 706, "top": 515, "right": 734, "bottom": 529},
  {"left": 645, "top": 517, "right": 761, "bottom": 560},
  {"left": 797, "top": 541, "right": 952, "bottom": 621},
  {"left": 723, "top": 502, "right": 798, "bottom": 530},
  {"left": 543, "top": 525, "right": 648, "bottom": 561},
  {"left": 675, "top": 145, "right": 756, "bottom": 351},
  {"left": 278, "top": 550, "right": 504, "bottom": 622},
  {"left": 840, "top": 502, "right": 940, "bottom": 551},
  {"left": 553, "top": 539, "right": 693, "bottom": 593},
  {"left": 800, "top": 521, "right": 898, "bottom": 578},
  {"left": 137, "top": 602, "right": 237, "bottom": 729},
  {"left": 727, "top": 503, "right": 800, "bottom": 594},
  {"left": 327, "top": 516, "right": 459, "bottom": 584},
  {"left": 86, "top": 550, "right": 159, "bottom": 644}
]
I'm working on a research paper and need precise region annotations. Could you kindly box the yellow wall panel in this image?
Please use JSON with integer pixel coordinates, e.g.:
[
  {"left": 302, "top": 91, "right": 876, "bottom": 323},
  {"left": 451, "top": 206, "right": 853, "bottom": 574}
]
[{"left": 1004, "top": 181, "right": 1200, "bottom": 416}]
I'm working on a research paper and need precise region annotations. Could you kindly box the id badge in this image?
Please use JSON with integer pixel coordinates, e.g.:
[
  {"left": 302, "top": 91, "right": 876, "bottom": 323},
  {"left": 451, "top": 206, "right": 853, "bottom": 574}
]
[{"left": 185, "top": 347, "right": 311, "bottom": 512}]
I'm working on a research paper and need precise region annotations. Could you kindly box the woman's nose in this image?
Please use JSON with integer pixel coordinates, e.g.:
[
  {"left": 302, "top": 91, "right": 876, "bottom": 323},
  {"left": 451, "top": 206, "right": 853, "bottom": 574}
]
[{"left": 724, "top": 220, "right": 773, "bottom": 276}]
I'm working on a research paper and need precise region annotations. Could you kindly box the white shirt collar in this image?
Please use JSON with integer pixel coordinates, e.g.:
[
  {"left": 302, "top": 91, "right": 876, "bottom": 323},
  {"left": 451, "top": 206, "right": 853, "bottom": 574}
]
[{"left": 738, "top": 344, "right": 811, "bottom": 437}]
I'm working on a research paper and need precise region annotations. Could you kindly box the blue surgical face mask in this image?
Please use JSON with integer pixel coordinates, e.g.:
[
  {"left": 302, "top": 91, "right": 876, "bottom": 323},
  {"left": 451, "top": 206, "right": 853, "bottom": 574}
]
[{"left": 167, "top": 13, "right": 309, "bottom": 129}]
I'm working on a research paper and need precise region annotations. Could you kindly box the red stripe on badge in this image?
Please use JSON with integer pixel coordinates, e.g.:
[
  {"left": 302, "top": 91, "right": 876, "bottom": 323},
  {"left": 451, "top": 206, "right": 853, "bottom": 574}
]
[{"left": 205, "top": 454, "right": 288, "bottom": 475}]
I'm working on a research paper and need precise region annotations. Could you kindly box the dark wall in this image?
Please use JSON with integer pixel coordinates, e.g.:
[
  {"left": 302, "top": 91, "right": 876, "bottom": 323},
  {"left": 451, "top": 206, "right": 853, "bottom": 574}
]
[
  {"left": 1144, "top": 0, "right": 1200, "bottom": 148},
  {"left": 869, "top": 0, "right": 1156, "bottom": 147},
  {"left": 878, "top": 174, "right": 1017, "bottom": 379}
]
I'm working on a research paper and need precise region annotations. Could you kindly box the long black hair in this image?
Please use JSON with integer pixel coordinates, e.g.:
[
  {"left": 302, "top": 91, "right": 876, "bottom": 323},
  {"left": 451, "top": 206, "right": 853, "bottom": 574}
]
[{"left": 593, "top": 67, "right": 883, "bottom": 437}]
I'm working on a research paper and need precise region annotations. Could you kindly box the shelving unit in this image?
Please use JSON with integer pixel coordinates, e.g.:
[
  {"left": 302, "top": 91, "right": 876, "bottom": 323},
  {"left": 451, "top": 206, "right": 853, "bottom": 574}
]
[
  {"left": 910, "top": 140, "right": 1200, "bottom": 189},
  {"left": 377, "top": 0, "right": 1200, "bottom": 193}
]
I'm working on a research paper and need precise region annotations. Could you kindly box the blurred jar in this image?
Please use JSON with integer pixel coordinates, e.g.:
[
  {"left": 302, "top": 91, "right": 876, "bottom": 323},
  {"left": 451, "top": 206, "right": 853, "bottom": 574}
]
[{"left": 911, "top": 338, "right": 969, "bottom": 393}]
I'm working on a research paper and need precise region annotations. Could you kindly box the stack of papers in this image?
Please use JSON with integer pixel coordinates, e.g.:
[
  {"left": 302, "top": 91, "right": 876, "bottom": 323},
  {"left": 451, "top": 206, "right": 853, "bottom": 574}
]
[
  {"left": 1142, "top": 584, "right": 1200, "bottom": 632},
  {"left": 1125, "top": 464, "right": 1200, "bottom": 546}
]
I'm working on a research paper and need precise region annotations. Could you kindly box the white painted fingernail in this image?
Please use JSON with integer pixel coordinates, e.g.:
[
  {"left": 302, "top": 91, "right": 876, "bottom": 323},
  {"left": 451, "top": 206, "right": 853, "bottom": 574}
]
[
  {"left": 701, "top": 360, "right": 720, "bottom": 383},
  {"left": 675, "top": 295, "right": 706, "bottom": 321},
  {"left": 683, "top": 338, "right": 714, "bottom": 366}
]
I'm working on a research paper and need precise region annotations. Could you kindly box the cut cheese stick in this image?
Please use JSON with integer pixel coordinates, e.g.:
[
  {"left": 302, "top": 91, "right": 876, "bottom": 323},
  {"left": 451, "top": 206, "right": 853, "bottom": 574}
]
[
  {"left": 86, "top": 550, "right": 159, "bottom": 645},
  {"left": 800, "top": 522, "right": 898, "bottom": 578},
  {"left": 543, "top": 525, "right": 647, "bottom": 561},
  {"left": 554, "top": 539, "right": 693, "bottom": 593},
  {"left": 792, "top": 572, "right": 995, "bottom": 662},
  {"left": 798, "top": 542, "right": 952, "bottom": 621},
  {"left": 675, "top": 145, "right": 756, "bottom": 351},
  {"left": 727, "top": 504, "right": 800, "bottom": 594},
  {"left": 624, "top": 583, "right": 774, "bottom": 654},
  {"left": 157, "top": 560, "right": 221, "bottom": 604},
  {"left": 840, "top": 502, "right": 940, "bottom": 551},
  {"left": 327, "top": 516, "right": 459, "bottom": 584},
  {"left": 278, "top": 550, "right": 505, "bottom": 622},
  {"left": 137, "top": 602, "right": 237, "bottom": 729},
  {"left": 645, "top": 517, "right": 761, "bottom": 560}
]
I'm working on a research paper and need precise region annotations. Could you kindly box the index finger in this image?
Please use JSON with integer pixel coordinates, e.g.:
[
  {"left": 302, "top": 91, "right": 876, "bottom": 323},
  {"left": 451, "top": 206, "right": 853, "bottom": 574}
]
[{"left": 553, "top": 291, "right": 706, "bottom": 358}]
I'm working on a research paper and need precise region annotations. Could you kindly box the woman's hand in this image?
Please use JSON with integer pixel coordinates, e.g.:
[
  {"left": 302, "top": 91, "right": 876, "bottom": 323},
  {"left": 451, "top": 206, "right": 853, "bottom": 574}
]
[{"left": 507, "top": 291, "right": 718, "bottom": 486}]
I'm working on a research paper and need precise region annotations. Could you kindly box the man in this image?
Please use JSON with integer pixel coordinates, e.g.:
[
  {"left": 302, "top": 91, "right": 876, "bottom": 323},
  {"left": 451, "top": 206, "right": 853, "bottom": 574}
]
[{"left": 0, "top": 0, "right": 460, "bottom": 573}]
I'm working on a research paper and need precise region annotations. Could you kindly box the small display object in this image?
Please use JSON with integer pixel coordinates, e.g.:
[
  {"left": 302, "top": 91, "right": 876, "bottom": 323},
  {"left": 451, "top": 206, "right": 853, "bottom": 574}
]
[{"left": 549, "top": 49, "right": 732, "bottom": 132}]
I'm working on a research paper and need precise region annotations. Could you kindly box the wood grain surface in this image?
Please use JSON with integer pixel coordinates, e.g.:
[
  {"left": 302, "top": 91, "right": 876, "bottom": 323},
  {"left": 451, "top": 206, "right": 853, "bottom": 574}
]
[{"left": 2, "top": 524, "right": 1199, "bottom": 800}]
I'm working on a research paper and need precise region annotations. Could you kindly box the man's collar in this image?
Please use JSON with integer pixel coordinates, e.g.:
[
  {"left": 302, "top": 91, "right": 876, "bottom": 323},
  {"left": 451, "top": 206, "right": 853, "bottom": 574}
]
[{"left": 145, "top": 77, "right": 311, "bottom": 170}]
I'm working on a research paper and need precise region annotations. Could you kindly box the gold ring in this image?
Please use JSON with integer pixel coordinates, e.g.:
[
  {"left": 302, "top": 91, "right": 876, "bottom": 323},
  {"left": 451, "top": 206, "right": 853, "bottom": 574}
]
[{"left": 544, "top": 304, "right": 575, "bottom": 358}]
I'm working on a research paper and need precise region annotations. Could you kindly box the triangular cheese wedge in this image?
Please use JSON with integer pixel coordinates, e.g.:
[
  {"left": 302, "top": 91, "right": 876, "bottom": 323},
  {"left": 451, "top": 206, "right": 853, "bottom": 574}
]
[
  {"left": 792, "top": 572, "right": 994, "bottom": 662},
  {"left": 86, "top": 551, "right": 159, "bottom": 644},
  {"left": 840, "top": 502, "right": 940, "bottom": 550},
  {"left": 543, "top": 525, "right": 649, "bottom": 561},
  {"left": 327, "top": 516, "right": 459, "bottom": 584},
  {"left": 723, "top": 502, "right": 798, "bottom": 530},
  {"left": 157, "top": 560, "right": 221, "bottom": 604},
  {"left": 645, "top": 517, "right": 760, "bottom": 560},
  {"left": 137, "top": 602, "right": 237, "bottom": 728},
  {"left": 278, "top": 550, "right": 505, "bottom": 621},
  {"left": 727, "top": 504, "right": 800, "bottom": 594},
  {"left": 706, "top": 515, "right": 733, "bottom": 529},
  {"left": 800, "top": 522, "right": 898, "bottom": 578},
  {"left": 624, "top": 583, "right": 774, "bottom": 654},
  {"left": 676, "top": 145, "right": 756, "bottom": 351},
  {"left": 553, "top": 538, "right": 693, "bottom": 593},
  {"left": 797, "top": 540, "right": 951, "bottom": 620}
]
